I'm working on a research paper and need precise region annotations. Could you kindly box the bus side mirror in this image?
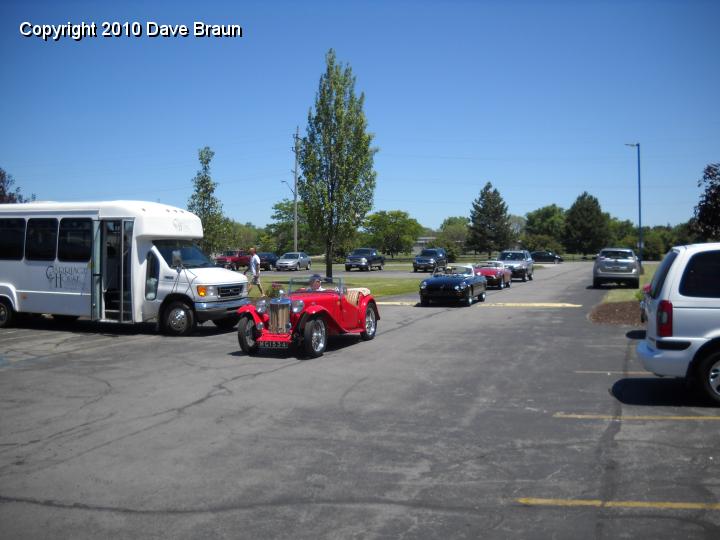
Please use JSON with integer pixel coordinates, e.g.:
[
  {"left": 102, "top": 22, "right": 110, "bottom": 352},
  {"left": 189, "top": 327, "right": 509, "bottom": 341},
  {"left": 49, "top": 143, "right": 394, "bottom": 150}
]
[{"left": 172, "top": 250, "right": 182, "bottom": 269}]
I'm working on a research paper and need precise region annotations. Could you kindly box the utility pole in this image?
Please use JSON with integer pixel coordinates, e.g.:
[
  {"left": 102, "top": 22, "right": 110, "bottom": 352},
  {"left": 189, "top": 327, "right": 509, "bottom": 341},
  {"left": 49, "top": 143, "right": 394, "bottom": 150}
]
[
  {"left": 292, "top": 127, "right": 299, "bottom": 253},
  {"left": 625, "top": 142, "right": 642, "bottom": 269}
]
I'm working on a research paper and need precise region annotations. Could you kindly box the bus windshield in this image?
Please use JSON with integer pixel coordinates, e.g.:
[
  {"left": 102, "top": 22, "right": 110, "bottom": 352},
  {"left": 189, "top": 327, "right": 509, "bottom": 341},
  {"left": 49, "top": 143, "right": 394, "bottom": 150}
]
[{"left": 154, "top": 240, "right": 215, "bottom": 269}]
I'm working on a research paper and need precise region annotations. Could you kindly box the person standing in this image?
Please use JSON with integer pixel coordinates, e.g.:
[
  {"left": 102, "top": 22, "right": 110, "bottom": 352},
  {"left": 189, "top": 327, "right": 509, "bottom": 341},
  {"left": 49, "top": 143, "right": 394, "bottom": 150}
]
[{"left": 247, "top": 247, "right": 264, "bottom": 296}]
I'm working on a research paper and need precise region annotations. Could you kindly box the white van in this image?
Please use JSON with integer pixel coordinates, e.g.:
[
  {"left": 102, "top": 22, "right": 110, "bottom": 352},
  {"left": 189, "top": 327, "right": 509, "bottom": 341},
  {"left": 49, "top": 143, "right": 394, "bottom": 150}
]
[
  {"left": 636, "top": 242, "right": 720, "bottom": 402},
  {"left": 0, "top": 201, "right": 249, "bottom": 335}
]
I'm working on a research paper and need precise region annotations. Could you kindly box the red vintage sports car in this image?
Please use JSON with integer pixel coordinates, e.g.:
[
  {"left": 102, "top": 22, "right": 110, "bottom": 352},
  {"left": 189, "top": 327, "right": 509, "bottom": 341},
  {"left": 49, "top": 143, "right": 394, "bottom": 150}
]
[
  {"left": 474, "top": 260, "right": 512, "bottom": 289},
  {"left": 236, "top": 275, "right": 379, "bottom": 358}
]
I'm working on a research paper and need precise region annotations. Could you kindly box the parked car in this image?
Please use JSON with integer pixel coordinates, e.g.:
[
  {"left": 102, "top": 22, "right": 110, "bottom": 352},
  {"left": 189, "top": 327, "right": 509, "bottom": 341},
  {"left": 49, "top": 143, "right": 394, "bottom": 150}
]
[
  {"left": 531, "top": 250, "right": 563, "bottom": 264},
  {"left": 413, "top": 248, "right": 448, "bottom": 272},
  {"left": 275, "top": 252, "right": 312, "bottom": 271},
  {"left": 258, "top": 252, "right": 278, "bottom": 270},
  {"left": 636, "top": 243, "right": 720, "bottom": 403},
  {"left": 498, "top": 250, "right": 534, "bottom": 281},
  {"left": 593, "top": 247, "right": 640, "bottom": 288},
  {"left": 419, "top": 264, "right": 487, "bottom": 306},
  {"left": 236, "top": 276, "right": 379, "bottom": 358},
  {"left": 345, "top": 247, "right": 385, "bottom": 271},
  {"left": 215, "top": 250, "right": 250, "bottom": 271},
  {"left": 474, "top": 260, "right": 512, "bottom": 289}
]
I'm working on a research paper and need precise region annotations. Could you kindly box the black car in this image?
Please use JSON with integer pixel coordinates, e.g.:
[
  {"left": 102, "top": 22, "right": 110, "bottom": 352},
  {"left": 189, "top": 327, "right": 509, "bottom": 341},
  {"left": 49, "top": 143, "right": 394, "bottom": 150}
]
[
  {"left": 531, "top": 250, "right": 563, "bottom": 264},
  {"left": 419, "top": 264, "right": 487, "bottom": 306},
  {"left": 257, "top": 252, "right": 279, "bottom": 270},
  {"left": 413, "top": 248, "right": 447, "bottom": 272},
  {"left": 345, "top": 247, "right": 385, "bottom": 271}
]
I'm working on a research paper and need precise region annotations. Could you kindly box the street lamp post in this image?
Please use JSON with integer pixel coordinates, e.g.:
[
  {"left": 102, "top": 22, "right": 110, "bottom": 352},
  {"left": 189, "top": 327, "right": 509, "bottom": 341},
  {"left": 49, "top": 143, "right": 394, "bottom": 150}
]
[
  {"left": 625, "top": 142, "right": 642, "bottom": 268},
  {"left": 282, "top": 128, "right": 300, "bottom": 253}
]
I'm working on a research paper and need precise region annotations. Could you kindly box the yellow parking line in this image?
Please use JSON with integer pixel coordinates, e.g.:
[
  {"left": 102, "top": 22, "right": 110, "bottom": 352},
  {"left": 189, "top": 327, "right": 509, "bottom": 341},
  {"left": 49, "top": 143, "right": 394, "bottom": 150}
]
[
  {"left": 554, "top": 412, "right": 720, "bottom": 421},
  {"left": 517, "top": 497, "right": 720, "bottom": 511}
]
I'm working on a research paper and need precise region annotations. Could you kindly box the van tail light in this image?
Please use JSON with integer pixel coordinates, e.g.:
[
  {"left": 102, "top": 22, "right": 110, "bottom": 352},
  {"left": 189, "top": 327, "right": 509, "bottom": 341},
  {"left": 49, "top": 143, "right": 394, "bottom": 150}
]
[{"left": 657, "top": 300, "right": 673, "bottom": 337}]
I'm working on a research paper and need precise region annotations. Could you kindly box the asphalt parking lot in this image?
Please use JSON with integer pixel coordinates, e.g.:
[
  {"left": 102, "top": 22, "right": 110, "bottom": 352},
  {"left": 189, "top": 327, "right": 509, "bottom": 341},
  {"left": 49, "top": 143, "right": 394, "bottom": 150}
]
[{"left": 1, "top": 262, "right": 719, "bottom": 539}]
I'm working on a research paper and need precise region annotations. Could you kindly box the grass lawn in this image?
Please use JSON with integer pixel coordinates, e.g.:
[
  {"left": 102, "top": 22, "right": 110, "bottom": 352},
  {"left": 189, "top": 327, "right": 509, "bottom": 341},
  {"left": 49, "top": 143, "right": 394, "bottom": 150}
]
[
  {"left": 602, "top": 262, "right": 657, "bottom": 304},
  {"left": 247, "top": 275, "right": 422, "bottom": 299}
]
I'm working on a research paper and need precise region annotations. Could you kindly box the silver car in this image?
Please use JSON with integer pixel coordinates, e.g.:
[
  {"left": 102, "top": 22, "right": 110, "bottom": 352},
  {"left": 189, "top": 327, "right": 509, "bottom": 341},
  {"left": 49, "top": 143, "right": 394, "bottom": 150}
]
[
  {"left": 275, "top": 251, "right": 312, "bottom": 271},
  {"left": 593, "top": 247, "right": 640, "bottom": 288}
]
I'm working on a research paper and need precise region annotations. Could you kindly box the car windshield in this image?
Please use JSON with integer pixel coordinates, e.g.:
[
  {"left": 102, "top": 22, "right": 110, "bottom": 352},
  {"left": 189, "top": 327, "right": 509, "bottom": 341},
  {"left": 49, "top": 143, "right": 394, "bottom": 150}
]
[
  {"left": 287, "top": 276, "right": 344, "bottom": 294},
  {"left": 351, "top": 249, "right": 373, "bottom": 256},
  {"left": 281, "top": 253, "right": 299, "bottom": 259},
  {"left": 438, "top": 266, "right": 472, "bottom": 277},
  {"left": 154, "top": 240, "right": 214, "bottom": 269},
  {"left": 420, "top": 250, "right": 439, "bottom": 257},
  {"left": 600, "top": 250, "right": 633, "bottom": 259},
  {"left": 499, "top": 252, "right": 523, "bottom": 261},
  {"left": 222, "top": 250, "right": 236, "bottom": 256},
  {"left": 258, "top": 252, "right": 274, "bottom": 257}
]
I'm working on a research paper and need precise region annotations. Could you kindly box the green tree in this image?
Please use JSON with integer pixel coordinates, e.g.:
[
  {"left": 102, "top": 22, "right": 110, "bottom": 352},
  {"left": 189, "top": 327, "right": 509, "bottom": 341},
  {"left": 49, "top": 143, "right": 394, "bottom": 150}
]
[
  {"left": 694, "top": 162, "right": 720, "bottom": 240},
  {"left": 217, "top": 218, "right": 260, "bottom": 252},
  {"left": 298, "top": 49, "right": 377, "bottom": 277},
  {"left": 187, "top": 147, "right": 225, "bottom": 254},
  {"left": 467, "top": 182, "right": 512, "bottom": 258},
  {"left": 522, "top": 233, "right": 563, "bottom": 254},
  {"left": 363, "top": 210, "right": 423, "bottom": 257},
  {"left": 0, "top": 167, "right": 35, "bottom": 203},
  {"left": 608, "top": 217, "right": 636, "bottom": 247},
  {"left": 435, "top": 216, "right": 469, "bottom": 262},
  {"left": 525, "top": 204, "right": 565, "bottom": 240},
  {"left": 563, "top": 192, "right": 610, "bottom": 255}
]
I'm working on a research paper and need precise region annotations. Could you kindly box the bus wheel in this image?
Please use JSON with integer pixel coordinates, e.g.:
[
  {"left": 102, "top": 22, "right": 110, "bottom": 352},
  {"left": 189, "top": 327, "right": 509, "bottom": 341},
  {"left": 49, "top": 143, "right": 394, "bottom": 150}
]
[
  {"left": 0, "top": 299, "right": 15, "bottom": 328},
  {"left": 163, "top": 301, "right": 196, "bottom": 336}
]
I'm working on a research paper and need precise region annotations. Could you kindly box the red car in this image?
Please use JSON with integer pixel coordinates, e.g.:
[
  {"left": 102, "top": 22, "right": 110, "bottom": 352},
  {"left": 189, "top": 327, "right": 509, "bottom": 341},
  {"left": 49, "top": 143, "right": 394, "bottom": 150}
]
[
  {"left": 215, "top": 250, "right": 250, "bottom": 271},
  {"left": 236, "top": 275, "right": 379, "bottom": 358},
  {"left": 474, "top": 261, "right": 512, "bottom": 289}
]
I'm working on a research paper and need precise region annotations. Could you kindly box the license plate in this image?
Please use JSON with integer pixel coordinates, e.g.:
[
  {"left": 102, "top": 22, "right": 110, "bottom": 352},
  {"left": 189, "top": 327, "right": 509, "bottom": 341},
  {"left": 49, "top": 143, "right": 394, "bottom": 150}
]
[{"left": 259, "top": 340, "right": 289, "bottom": 349}]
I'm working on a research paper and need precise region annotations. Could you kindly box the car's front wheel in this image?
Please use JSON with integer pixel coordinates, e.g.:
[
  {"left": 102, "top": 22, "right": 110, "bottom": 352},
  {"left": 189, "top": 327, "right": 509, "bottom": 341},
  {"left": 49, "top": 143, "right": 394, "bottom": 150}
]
[
  {"left": 304, "top": 317, "right": 327, "bottom": 357},
  {"left": 698, "top": 351, "right": 720, "bottom": 404},
  {"left": 237, "top": 317, "right": 259, "bottom": 355},
  {"left": 360, "top": 305, "right": 377, "bottom": 340},
  {"left": 477, "top": 290, "right": 486, "bottom": 302}
]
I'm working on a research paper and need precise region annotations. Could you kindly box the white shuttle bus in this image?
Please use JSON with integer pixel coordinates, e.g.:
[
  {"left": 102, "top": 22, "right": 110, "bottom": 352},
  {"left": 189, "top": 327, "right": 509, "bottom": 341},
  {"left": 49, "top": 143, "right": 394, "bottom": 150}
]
[{"left": 0, "top": 200, "right": 249, "bottom": 335}]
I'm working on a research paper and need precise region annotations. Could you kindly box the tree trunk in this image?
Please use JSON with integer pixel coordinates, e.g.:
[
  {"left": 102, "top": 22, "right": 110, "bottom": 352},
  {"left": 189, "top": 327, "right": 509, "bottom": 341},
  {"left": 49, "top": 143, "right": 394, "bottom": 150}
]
[{"left": 325, "top": 239, "right": 334, "bottom": 278}]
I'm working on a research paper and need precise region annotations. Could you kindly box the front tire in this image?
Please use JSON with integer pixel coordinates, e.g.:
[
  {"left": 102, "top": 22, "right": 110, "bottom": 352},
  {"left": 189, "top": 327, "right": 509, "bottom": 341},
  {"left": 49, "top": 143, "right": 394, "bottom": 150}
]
[
  {"left": 697, "top": 351, "right": 720, "bottom": 404},
  {"left": 360, "top": 305, "right": 377, "bottom": 340},
  {"left": 0, "top": 299, "right": 15, "bottom": 328},
  {"left": 163, "top": 301, "right": 196, "bottom": 336},
  {"left": 522, "top": 272, "right": 527, "bottom": 282},
  {"left": 237, "top": 316, "right": 259, "bottom": 355},
  {"left": 303, "top": 317, "right": 327, "bottom": 358}
]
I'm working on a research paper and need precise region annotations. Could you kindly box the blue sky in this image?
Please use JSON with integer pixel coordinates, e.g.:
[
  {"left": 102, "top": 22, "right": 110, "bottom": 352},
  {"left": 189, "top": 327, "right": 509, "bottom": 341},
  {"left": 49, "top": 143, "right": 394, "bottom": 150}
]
[{"left": 2, "top": 0, "right": 718, "bottom": 230}]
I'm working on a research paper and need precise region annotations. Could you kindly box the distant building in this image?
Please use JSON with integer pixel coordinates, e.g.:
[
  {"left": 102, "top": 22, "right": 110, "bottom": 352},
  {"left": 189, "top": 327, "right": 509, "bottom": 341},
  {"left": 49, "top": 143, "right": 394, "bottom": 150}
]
[{"left": 413, "top": 236, "right": 437, "bottom": 254}]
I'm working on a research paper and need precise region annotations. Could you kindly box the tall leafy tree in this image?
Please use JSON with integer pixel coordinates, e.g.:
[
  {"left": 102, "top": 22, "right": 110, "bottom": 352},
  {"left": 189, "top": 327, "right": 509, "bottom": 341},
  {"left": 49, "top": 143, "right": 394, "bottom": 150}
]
[
  {"left": 694, "top": 162, "right": 720, "bottom": 240},
  {"left": 467, "top": 182, "right": 512, "bottom": 257},
  {"left": 363, "top": 210, "right": 423, "bottom": 257},
  {"left": 298, "top": 49, "right": 377, "bottom": 277},
  {"left": 563, "top": 192, "right": 610, "bottom": 255},
  {"left": 262, "top": 198, "right": 324, "bottom": 255},
  {"left": 525, "top": 204, "right": 565, "bottom": 240},
  {"left": 435, "top": 216, "right": 469, "bottom": 262},
  {"left": 0, "top": 167, "right": 34, "bottom": 203},
  {"left": 187, "top": 147, "right": 225, "bottom": 254}
]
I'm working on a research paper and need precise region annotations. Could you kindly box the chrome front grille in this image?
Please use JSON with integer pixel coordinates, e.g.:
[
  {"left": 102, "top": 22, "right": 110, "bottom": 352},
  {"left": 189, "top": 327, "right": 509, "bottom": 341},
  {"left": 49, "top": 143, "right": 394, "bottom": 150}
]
[
  {"left": 219, "top": 285, "right": 243, "bottom": 298},
  {"left": 268, "top": 301, "right": 291, "bottom": 334}
]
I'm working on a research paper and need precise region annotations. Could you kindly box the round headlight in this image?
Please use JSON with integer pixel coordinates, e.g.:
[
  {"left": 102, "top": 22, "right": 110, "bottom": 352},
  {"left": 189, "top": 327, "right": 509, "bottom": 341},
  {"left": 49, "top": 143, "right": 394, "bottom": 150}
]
[
  {"left": 429, "top": 258, "right": 435, "bottom": 263},
  {"left": 291, "top": 299, "right": 305, "bottom": 313},
  {"left": 420, "top": 281, "right": 428, "bottom": 289},
  {"left": 256, "top": 299, "right": 267, "bottom": 314},
  {"left": 361, "top": 257, "right": 367, "bottom": 263}
]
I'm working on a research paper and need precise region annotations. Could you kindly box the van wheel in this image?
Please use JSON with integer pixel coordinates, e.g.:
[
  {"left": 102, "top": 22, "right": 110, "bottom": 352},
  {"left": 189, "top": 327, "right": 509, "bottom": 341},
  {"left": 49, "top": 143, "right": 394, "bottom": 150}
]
[
  {"left": 698, "top": 351, "right": 720, "bottom": 404},
  {"left": 237, "top": 317, "right": 259, "bottom": 355},
  {"left": 0, "top": 299, "right": 15, "bottom": 328},
  {"left": 163, "top": 301, "right": 196, "bottom": 336}
]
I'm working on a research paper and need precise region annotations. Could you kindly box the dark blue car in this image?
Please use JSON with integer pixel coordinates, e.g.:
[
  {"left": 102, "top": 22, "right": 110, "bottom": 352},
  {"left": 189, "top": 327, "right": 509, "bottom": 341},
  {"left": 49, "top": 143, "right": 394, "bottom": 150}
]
[{"left": 419, "top": 264, "right": 487, "bottom": 306}]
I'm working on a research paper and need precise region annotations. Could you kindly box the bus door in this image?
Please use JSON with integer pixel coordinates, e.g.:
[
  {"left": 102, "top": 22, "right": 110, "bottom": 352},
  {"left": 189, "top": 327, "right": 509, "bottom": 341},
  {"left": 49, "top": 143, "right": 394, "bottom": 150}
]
[{"left": 94, "top": 220, "right": 133, "bottom": 322}]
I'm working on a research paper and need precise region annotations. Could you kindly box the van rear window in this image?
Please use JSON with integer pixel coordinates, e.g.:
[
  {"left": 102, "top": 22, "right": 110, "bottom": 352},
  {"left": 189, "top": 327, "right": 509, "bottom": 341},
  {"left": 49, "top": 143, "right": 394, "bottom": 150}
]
[
  {"left": 649, "top": 250, "right": 678, "bottom": 299},
  {"left": 679, "top": 250, "right": 720, "bottom": 298}
]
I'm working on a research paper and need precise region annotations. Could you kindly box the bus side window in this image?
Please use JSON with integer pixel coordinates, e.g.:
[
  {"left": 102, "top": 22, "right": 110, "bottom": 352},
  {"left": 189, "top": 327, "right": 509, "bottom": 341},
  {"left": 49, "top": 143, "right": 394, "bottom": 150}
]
[{"left": 145, "top": 252, "right": 160, "bottom": 301}]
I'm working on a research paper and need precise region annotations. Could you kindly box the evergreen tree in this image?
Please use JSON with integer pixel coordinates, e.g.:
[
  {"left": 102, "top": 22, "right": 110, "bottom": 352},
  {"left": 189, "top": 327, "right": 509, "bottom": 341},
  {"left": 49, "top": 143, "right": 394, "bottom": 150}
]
[
  {"left": 187, "top": 147, "right": 225, "bottom": 254},
  {"left": 694, "top": 162, "right": 720, "bottom": 240},
  {"left": 467, "top": 182, "right": 512, "bottom": 258},
  {"left": 299, "top": 49, "right": 377, "bottom": 277},
  {"left": 563, "top": 192, "right": 610, "bottom": 255}
]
